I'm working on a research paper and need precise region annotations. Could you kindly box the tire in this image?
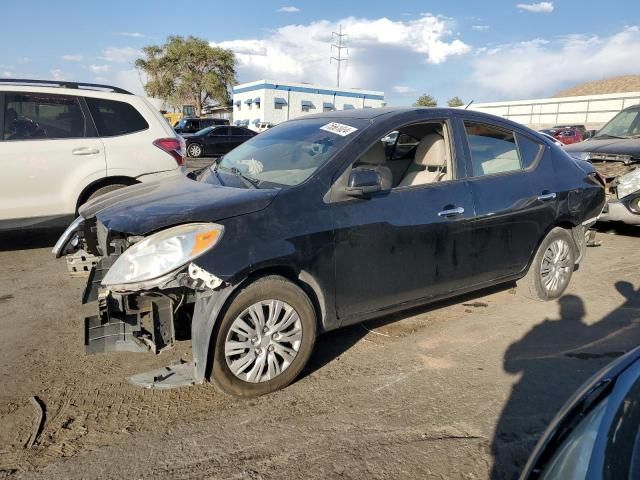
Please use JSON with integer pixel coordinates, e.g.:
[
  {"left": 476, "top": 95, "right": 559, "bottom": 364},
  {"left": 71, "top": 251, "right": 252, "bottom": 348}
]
[
  {"left": 211, "top": 275, "right": 317, "bottom": 397},
  {"left": 85, "top": 183, "right": 129, "bottom": 204},
  {"left": 518, "top": 227, "right": 576, "bottom": 301},
  {"left": 187, "top": 143, "right": 203, "bottom": 158}
]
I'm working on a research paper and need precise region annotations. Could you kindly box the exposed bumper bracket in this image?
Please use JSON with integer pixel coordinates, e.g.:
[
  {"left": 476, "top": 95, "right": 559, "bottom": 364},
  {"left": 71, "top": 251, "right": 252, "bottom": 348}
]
[{"left": 127, "top": 360, "right": 198, "bottom": 389}]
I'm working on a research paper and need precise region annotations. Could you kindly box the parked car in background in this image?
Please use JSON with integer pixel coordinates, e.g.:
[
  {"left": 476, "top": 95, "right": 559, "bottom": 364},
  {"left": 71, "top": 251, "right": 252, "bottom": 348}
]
[
  {"left": 520, "top": 346, "right": 640, "bottom": 480},
  {"left": 54, "top": 107, "right": 604, "bottom": 397},
  {"left": 184, "top": 125, "right": 256, "bottom": 157},
  {"left": 0, "top": 78, "right": 185, "bottom": 231},
  {"left": 540, "top": 126, "right": 584, "bottom": 145},
  {"left": 538, "top": 131, "right": 564, "bottom": 147},
  {"left": 174, "top": 117, "right": 229, "bottom": 135},
  {"left": 565, "top": 104, "right": 640, "bottom": 225}
]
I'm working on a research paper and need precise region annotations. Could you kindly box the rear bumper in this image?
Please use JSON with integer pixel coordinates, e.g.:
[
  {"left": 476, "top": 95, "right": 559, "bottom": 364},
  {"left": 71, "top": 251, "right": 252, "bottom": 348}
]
[{"left": 599, "top": 199, "right": 640, "bottom": 225}]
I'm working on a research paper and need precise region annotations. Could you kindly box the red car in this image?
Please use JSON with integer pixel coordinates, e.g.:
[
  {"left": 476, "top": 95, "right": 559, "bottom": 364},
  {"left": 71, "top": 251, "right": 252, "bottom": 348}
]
[{"left": 540, "top": 125, "right": 585, "bottom": 145}]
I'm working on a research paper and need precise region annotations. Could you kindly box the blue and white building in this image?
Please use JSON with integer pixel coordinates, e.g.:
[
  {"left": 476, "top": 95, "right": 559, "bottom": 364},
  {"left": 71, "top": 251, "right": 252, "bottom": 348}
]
[{"left": 232, "top": 79, "right": 385, "bottom": 130}]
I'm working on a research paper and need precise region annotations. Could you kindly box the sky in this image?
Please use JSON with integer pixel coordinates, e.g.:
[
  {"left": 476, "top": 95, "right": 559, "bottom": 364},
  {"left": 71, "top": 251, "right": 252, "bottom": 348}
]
[{"left": 1, "top": 0, "right": 639, "bottom": 106}]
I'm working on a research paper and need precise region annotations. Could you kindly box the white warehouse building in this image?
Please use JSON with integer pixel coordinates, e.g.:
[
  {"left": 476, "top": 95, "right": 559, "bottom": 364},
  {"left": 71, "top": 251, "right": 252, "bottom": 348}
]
[{"left": 232, "top": 80, "right": 385, "bottom": 129}]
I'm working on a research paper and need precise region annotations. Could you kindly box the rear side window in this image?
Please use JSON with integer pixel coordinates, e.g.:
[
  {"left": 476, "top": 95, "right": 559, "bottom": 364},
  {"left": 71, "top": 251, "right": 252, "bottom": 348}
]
[
  {"left": 85, "top": 98, "right": 148, "bottom": 137},
  {"left": 516, "top": 133, "right": 544, "bottom": 169},
  {"left": 465, "top": 122, "right": 521, "bottom": 176},
  {"left": 3, "top": 92, "right": 86, "bottom": 140}
]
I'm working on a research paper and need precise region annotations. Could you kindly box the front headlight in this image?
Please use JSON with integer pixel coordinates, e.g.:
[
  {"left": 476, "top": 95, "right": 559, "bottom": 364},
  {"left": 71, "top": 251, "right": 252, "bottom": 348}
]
[
  {"left": 617, "top": 168, "right": 640, "bottom": 199},
  {"left": 102, "top": 223, "right": 224, "bottom": 287}
]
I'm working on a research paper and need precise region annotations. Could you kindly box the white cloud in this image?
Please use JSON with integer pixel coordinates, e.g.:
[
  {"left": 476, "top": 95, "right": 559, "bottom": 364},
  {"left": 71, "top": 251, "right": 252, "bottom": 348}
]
[
  {"left": 114, "top": 69, "right": 147, "bottom": 96},
  {"left": 89, "top": 64, "right": 110, "bottom": 73},
  {"left": 17, "top": 57, "right": 30, "bottom": 64},
  {"left": 392, "top": 85, "right": 416, "bottom": 94},
  {"left": 118, "top": 32, "right": 145, "bottom": 38},
  {"left": 277, "top": 5, "right": 300, "bottom": 12},
  {"left": 470, "top": 26, "right": 640, "bottom": 99},
  {"left": 213, "top": 14, "right": 470, "bottom": 93},
  {"left": 62, "top": 54, "right": 83, "bottom": 62},
  {"left": 50, "top": 69, "right": 65, "bottom": 81},
  {"left": 100, "top": 46, "right": 142, "bottom": 63},
  {"left": 2, "top": 71, "right": 15, "bottom": 78},
  {"left": 516, "top": 2, "right": 554, "bottom": 13},
  {"left": 472, "top": 25, "right": 490, "bottom": 31}
]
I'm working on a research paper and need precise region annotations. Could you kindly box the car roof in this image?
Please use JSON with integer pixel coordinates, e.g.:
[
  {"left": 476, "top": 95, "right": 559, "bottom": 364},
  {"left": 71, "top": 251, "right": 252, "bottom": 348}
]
[{"left": 294, "top": 106, "right": 500, "bottom": 123}]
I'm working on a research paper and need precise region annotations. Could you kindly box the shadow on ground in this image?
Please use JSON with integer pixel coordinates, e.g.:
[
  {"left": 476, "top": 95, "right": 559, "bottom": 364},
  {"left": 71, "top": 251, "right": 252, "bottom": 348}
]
[
  {"left": 0, "top": 227, "right": 65, "bottom": 252},
  {"left": 491, "top": 281, "right": 640, "bottom": 479}
]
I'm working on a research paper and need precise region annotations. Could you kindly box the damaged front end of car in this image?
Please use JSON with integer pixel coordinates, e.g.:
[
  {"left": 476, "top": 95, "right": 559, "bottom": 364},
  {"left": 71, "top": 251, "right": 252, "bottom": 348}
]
[
  {"left": 581, "top": 153, "right": 640, "bottom": 224},
  {"left": 53, "top": 216, "right": 230, "bottom": 388}
]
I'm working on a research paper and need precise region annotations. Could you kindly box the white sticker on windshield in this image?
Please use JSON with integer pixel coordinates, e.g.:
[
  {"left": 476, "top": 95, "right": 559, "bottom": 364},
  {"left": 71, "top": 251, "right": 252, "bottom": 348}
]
[{"left": 320, "top": 122, "right": 358, "bottom": 136}]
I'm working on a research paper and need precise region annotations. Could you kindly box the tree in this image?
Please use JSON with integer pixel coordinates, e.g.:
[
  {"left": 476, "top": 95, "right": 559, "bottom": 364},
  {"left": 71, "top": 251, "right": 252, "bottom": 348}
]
[
  {"left": 447, "top": 96, "right": 464, "bottom": 107},
  {"left": 135, "top": 36, "right": 236, "bottom": 115},
  {"left": 413, "top": 94, "right": 437, "bottom": 107}
]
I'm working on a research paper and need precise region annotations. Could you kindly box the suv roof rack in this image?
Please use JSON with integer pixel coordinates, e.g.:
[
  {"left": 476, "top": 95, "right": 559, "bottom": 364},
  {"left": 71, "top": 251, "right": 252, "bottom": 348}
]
[{"left": 0, "top": 78, "right": 133, "bottom": 95}]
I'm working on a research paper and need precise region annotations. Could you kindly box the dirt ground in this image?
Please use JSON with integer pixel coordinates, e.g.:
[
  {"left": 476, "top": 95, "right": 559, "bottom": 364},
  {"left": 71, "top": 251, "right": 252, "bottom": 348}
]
[{"left": 0, "top": 225, "right": 639, "bottom": 480}]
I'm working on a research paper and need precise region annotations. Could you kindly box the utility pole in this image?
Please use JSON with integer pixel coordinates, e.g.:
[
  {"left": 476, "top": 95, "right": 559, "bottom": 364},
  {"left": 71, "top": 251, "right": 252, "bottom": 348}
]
[{"left": 331, "top": 25, "right": 348, "bottom": 88}]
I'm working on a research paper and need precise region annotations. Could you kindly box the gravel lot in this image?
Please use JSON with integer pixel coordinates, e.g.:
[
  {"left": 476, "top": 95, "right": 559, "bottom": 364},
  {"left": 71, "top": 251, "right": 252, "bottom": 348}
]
[{"left": 0, "top": 224, "right": 639, "bottom": 480}]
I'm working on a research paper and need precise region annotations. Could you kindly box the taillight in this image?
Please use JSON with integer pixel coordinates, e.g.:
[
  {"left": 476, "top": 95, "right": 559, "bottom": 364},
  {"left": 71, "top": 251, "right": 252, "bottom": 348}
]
[{"left": 153, "top": 137, "right": 185, "bottom": 166}]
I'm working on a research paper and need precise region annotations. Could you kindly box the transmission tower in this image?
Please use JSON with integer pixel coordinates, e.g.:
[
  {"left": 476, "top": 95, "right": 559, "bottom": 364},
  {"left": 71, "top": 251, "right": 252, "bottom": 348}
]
[{"left": 330, "top": 25, "right": 348, "bottom": 88}]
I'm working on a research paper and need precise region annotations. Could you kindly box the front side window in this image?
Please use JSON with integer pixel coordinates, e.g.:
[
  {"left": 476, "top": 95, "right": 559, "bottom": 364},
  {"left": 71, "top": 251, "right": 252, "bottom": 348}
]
[
  {"left": 216, "top": 118, "right": 367, "bottom": 187},
  {"left": 465, "top": 122, "right": 521, "bottom": 176},
  {"left": 85, "top": 98, "right": 148, "bottom": 137},
  {"left": 3, "top": 92, "right": 86, "bottom": 140}
]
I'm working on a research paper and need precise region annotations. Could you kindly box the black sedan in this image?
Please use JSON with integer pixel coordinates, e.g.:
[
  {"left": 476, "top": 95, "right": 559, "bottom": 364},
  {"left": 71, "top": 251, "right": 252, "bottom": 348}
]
[
  {"left": 521, "top": 346, "right": 640, "bottom": 479},
  {"left": 54, "top": 107, "right": 605, "bottom": 397},
  {"left": 183, "top": 125, "right": 256, "bottom": 158}
]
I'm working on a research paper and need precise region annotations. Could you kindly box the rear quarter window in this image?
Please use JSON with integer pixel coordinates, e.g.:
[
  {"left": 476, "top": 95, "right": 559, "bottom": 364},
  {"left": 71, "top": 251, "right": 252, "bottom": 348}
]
[
  {"left": 85, "top": 98, "right": 149, "bottom": 137},
  {"left": 516, "top": 133, "right": 544, "bottom": 169}
]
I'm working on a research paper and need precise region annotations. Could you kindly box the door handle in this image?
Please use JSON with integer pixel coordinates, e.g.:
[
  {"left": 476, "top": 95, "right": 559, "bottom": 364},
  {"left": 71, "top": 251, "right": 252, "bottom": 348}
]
[
  {"left": 72, "top": 147, "right": 100, "bottom": 156},
  {"left": 438, "top": 206, "right": 465, "bottom": 217},
  {"left": 537, "top": 192, "right": 557, "bottom": 201}
]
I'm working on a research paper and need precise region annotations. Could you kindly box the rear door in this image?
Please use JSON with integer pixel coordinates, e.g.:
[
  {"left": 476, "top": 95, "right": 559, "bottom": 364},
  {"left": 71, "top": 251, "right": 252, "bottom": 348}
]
[
  {"left": 457, "top": 116, "right": 556, "bottom": 284},
  {"left": 228, "top": 127, "right": 249, "bottom": 151},
  {"left": 207, "top": 127, "right": 231, "bottom": 155},
  {"left": 0, "top": 91, "right": 105, "bottom": 226}
]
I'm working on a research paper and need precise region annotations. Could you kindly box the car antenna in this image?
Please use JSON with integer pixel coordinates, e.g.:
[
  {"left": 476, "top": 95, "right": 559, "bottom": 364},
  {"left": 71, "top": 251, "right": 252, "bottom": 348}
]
[{"left": 464, "top": 100, "right": 474, "bottom": 110}]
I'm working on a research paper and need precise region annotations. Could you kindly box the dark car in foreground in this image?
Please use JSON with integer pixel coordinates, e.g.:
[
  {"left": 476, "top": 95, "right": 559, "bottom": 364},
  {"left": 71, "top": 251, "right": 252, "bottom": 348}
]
[
  {"left": 520, "top": 347, "right": 640, "bottom": 480},
  {"left": 183, "top": 125, "right": 256, "bottom": 158},
  {"left": 53, "top": 107, "right": 605, "bottom": 397},
  {"left": 565, "top": 104, "right": 640, "bottom": 225},
  {"left": 173, "top": 117, "right": 229, "bottom": 135}
]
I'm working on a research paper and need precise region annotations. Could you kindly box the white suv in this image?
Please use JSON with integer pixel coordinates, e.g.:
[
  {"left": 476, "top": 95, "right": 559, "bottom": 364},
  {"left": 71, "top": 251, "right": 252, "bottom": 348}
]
[{"left": 0, "top": 79, "right": 186, "bottom": 230}]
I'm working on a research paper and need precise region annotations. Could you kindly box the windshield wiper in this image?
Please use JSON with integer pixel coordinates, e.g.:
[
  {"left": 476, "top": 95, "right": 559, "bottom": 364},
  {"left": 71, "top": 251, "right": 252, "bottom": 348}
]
[{"left": 217, "top": 165, "right": 260, "bottom": 189}]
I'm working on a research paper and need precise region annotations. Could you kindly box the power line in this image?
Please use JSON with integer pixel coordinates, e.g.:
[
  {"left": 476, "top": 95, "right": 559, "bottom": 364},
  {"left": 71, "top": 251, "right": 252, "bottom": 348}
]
[{"left": 330, "top": 25, "right": 348, "bottom": 88}]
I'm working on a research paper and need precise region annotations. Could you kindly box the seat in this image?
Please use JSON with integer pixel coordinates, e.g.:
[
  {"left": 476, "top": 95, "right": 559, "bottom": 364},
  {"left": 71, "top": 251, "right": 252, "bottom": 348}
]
[
  {"left": 356, "top": 141, "right": 393, "bottom": 190},
  {"left": 397, "top": 133, "right": 448, "bottom": 187}
]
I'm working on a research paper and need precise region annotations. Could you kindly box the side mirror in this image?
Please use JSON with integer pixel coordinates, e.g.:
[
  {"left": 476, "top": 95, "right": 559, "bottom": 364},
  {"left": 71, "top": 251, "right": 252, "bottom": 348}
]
[{"left": 345, "top": 167, "right": 382, "bottom": 197}]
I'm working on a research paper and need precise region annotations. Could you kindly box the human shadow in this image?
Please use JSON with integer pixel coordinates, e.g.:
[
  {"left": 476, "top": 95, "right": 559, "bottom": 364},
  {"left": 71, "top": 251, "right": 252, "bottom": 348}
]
[{"left": 491, "top": 282, "right": 640, "bottom": 479}]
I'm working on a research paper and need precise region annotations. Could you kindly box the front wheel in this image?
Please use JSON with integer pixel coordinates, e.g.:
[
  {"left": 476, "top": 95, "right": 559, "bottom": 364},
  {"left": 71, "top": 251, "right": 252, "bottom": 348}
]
[
  {"left": 518, "top": 227, "right": 576, "bottom": 301},
  {"left": 211, "top": 276, "right": 317, "bottom": 397},
  {"left": 187, "top": 143, "right": 203, "bottom": 158}
]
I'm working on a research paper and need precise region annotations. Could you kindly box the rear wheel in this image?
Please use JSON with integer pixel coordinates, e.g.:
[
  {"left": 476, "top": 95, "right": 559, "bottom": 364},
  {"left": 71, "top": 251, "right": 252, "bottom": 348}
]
[
  {"left": 187, "top": 143, "right": 203, "bottom": 158},
  {"left": 518, "top": 227, "right": 576, "bottom": 301},
  {"left": 211, "top": 276, "right": 317, "bottom": 397}
]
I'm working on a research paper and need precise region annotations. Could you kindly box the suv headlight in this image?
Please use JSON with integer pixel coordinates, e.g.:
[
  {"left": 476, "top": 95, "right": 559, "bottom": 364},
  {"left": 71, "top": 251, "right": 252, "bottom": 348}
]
[
  {"left": 102, "top": 223, "right": 224, "bottom": 287},
  {"left": 617, "top": 169, "right": 640, "bottom": 199}
]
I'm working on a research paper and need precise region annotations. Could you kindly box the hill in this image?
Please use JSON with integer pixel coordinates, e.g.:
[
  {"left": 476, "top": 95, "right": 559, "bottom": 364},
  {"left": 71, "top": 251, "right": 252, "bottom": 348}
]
[{"left": 555, "top": 75, "right": 640, "bottom": 97}]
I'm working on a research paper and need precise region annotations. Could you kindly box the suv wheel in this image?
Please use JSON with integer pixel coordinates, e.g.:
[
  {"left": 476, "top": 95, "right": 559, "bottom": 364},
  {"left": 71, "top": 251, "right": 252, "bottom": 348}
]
[
  {"left": 518, "top": 227, "right": 576, "bottom": 301},
  {"left": 211, "top": 276, "right": 317, "bottom": 397},
  {"left": 187, "top": 143, "right": 203, "bottom": 158}
]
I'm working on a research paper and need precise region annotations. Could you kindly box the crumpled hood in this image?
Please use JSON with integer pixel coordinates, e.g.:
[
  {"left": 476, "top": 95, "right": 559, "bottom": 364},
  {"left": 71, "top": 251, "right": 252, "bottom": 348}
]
[
  {"left": 79, "top": 175, "right": 279, "bottom": 235},
  {"left": 565, "top": 138, "right": 640, "bottom": 158}
]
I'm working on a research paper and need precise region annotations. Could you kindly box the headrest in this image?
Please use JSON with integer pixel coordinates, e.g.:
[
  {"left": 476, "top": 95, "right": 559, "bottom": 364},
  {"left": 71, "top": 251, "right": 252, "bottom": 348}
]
[
  {"left": 414, "top": 134, "right": 446, "bottom": 167},
  {"left": 359, "top": 141, "right": 386, "bottom": 165}
]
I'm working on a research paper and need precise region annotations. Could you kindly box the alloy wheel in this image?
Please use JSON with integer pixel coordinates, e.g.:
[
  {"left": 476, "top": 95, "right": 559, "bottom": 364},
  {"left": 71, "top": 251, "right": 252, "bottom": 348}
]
[
  {"left": 224, "top": 300, "right": 303, "bottom": 383},
  {"left": 540, "top": 238, "right": 572, "bottom": 296},
  {"left": 188, "top": 144, "right": 202, "bottom": 157}
]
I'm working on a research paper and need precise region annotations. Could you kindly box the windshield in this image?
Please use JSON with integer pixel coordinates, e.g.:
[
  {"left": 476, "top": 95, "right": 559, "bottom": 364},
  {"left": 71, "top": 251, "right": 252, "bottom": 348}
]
[
  {"left": 595, "top": 109, "right": 640, "bottom": 138},
  {"left": 217, "top": 118, "right": 366, "bottom": 186}
]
